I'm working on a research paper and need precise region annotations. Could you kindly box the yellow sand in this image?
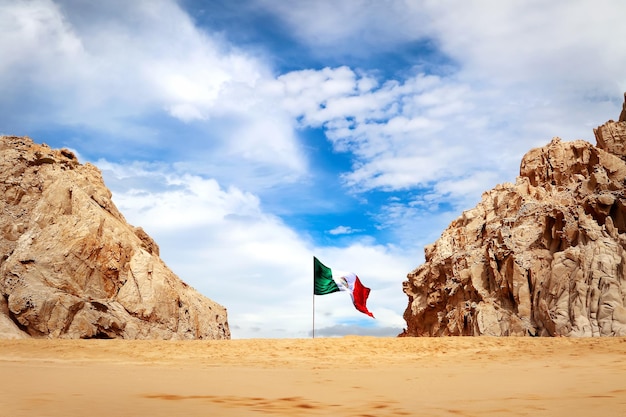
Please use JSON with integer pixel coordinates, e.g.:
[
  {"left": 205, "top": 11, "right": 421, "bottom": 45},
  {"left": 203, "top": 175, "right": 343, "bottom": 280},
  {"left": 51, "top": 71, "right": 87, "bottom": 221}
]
[{"left": 1, "top": 337, "right": 626, "bottom": 416}]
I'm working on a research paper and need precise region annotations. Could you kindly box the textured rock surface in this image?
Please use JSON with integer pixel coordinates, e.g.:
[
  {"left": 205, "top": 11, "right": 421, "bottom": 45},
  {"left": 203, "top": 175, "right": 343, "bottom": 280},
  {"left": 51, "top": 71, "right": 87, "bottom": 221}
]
[
  {"left": 402, "top": 111, "right": 626, "bottom": 337},
  {"left": 0, "top": 136, "right": 230, "bottom": 339}
]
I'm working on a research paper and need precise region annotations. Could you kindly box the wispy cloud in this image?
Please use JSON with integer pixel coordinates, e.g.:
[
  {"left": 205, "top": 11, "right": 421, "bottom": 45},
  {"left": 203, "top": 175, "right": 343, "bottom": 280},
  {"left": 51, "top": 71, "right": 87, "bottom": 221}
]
[
  {"left": 0, "top": 0, "right": 311, "bottom": 185},
  {"left": 328, "top": 226, "right": 362, "bottom": 236},
  {"left": 256, "top": 0, "right": 431, "bottom": 57}
]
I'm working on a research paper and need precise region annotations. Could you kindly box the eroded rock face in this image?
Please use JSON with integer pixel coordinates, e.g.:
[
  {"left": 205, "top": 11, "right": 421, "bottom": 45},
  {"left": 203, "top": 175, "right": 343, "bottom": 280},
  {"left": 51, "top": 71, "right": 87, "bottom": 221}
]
[
  {"left": 402, "top": 112, "right": 626, "bottom": 337},
  {"left": 0, "top": 136, "right": 230, "bottom": 339}
]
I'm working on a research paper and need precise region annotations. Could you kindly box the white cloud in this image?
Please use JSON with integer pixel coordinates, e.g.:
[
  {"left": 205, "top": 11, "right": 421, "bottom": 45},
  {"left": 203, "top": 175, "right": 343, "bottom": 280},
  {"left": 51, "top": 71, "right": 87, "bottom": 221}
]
[
  {"left": 260, "top": 0, "right": 626, "bottom": 91},
  {"left": 98, "top": 161, "right": 412, "bottom": 338},
  {"left": 268, "top": 66, "right": 363, "bottom": 125},
  {"left": 433, "top": 171, "right": 503, "bottom": 202},
  {"left": 10, "top": 0, "right": 621, "bottom": 205},
  {"left": 268, "top": 67, "right": 502, "bottom": 195},
  {"left": 256, "top": 0, "right": 429, "bottom": 56},
  {"left": 224, "top": 111, "right": 307, "bottom": 179},
  {"left": 0, "top": 0, "right": 310, "bottom": 188},
  {"left": 168, "top": 104, "right": 206, "bottom": 122},
  {"left": 257, "top": 0, "right": 626, "bottom": 199},
  {"left": 328, "top": 226, "right": 362, "bottom": 235},
  {"left": 421, "top": 0, "right": 626, "bottom": 88},
  {"left": 0, "top": 0, "right": 83, "bottom": 78}
]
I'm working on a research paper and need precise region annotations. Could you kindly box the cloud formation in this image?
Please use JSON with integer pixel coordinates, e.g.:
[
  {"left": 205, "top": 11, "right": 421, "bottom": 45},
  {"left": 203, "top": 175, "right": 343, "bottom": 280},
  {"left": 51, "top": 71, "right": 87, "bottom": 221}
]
[{"left": 1, "top": 0, "right": 625, "bottom": 337}]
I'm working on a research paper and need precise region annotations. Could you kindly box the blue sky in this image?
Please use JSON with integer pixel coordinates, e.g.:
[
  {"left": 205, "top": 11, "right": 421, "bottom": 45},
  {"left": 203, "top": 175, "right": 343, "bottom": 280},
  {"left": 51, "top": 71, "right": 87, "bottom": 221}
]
[{"left": 1, "top": 0, "right": 625, "bottom": 338}]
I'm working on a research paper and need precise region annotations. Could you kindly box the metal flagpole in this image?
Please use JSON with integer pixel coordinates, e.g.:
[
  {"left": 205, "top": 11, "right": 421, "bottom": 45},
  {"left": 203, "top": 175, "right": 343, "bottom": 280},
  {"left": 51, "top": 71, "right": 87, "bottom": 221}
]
[
  {"left": 312, "top": 256, "right": 315, "bottom": 339},
  {"left": 312, "top": 291, "right": 315, "bottom": 338}
]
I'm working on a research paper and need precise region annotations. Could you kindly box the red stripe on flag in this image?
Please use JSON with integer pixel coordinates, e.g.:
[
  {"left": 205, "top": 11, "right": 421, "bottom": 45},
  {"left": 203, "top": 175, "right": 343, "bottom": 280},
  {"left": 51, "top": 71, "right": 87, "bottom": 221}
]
[{"left": 352, "top": 276, "right": 374, "bottom": 318}]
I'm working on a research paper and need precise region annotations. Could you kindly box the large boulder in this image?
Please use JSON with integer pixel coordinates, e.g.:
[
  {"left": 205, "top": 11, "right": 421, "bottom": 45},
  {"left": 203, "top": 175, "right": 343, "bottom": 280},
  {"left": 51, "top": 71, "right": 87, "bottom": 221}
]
[
  {"left": 402, "top": 102, "right": 626, "bottom": 337},
  {"left": 0, "top": 136, "right": 230, "bottom": 339}
]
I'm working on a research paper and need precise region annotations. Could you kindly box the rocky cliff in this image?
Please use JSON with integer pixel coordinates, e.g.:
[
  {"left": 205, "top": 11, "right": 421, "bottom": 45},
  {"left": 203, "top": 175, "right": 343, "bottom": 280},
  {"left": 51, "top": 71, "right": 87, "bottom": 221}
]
[
  {"left": 402, "top": 104, "right": 626, "bottom": 337},
  {"left": 0, "top": 136, "right": 230, "bottom": 339}
]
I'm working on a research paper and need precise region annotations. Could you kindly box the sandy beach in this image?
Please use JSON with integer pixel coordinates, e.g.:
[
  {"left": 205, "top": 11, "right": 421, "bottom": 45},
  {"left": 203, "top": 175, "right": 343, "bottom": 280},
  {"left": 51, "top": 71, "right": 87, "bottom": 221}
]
[{"left": 1, "top": 337, "right": 625, "bottom": 416}]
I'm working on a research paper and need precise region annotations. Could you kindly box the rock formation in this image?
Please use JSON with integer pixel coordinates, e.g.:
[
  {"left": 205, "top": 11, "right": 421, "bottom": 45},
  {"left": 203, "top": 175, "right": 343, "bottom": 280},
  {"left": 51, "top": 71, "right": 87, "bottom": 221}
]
[
  {"left": 0, "top": 136, "right": 230, "bottom": 339},
  {"left": 402, "top": 99, "right": 626, "bottom": 337}
]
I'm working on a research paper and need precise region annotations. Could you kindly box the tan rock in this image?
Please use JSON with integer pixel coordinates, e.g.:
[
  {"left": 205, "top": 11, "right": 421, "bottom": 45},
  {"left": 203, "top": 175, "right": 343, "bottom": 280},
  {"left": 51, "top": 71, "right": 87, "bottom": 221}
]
[
  {"left": 0, "top": 136, "right": 230, "bottom": 339},
  {"left": 403, "top": 102, "right": 626, "bottom": 337},
  {"left": 595, "top": 95, "right": 626, "bottom": 159}
]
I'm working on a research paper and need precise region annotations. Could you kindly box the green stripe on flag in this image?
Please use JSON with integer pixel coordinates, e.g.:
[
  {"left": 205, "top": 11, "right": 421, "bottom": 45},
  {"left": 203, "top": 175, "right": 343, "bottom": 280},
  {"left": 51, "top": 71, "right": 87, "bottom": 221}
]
[{"left": 314, "top": 257, "right": 340, "bottom": 295}]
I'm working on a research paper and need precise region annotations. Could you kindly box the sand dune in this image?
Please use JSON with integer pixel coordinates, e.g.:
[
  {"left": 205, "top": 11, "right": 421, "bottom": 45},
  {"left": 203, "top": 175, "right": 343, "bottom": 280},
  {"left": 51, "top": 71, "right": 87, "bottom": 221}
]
[{"left": 1, "top": 337, "right": 626, "bottom": 416}]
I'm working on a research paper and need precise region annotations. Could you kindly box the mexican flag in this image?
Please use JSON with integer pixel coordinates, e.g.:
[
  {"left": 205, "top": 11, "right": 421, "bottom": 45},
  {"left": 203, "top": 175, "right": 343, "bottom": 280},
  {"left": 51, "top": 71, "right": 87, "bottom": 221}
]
[{"left": 313, "top": 257, "right": 375, "bottom": 318}]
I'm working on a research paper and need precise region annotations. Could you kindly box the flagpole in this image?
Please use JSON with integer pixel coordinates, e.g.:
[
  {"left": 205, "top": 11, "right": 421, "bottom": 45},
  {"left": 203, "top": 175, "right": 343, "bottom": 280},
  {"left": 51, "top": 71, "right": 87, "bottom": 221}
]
[
  {"left": 312, "top": 291, "right": 315, "bottom": 339},
  {"left": 312, "top": 256, "right": 315, "bottom": 339}
]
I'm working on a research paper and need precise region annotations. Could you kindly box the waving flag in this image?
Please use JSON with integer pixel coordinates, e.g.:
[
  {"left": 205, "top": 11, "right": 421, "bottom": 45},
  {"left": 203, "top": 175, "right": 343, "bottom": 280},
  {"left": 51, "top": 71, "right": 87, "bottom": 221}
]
[{"left": 313, "top": 257, "right": 374, "bottom": 318}]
